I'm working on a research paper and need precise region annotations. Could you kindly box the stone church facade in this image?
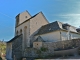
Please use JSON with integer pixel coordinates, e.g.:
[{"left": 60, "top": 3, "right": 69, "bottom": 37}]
[
  {"left": 6, "top": 11, "right": 80, "bottom": 60},
  {"left": 6, "top": 11, "right": 49, "bottom": 60}
]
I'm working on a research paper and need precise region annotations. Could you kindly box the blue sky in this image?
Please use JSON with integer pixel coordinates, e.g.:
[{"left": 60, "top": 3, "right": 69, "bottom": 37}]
[{"left": 0, "top": 0, "right": 80, "bottom": 41}]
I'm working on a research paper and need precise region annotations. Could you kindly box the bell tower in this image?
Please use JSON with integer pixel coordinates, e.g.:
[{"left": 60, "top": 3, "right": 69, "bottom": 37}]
[
  {"left": 15, "top": 11, "right": 31, "bottom": 27},
  {"left": 15, "top": 14, "right": 20, "bottom": 27}
]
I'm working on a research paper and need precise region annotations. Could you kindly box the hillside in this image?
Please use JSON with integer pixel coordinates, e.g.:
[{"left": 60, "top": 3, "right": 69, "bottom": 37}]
[{"left": 0, "top": 41, "right": 6, "bottom": 57}]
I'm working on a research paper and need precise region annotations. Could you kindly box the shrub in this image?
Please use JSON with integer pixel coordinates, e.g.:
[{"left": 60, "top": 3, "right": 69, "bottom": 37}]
[
  {"left": 40, "top": 47, "right": 48, "bottom": 52},
  {"left": 0, "top": 57, "right": 2, "bottom": 60},
  {"left": 37, "top": 50, "right": 41, "bottom": 54}
]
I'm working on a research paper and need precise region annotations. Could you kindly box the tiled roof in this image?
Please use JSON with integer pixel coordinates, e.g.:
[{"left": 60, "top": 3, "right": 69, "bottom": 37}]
[
  {"left": 36, "top": 21, "right": 61, "bottom": 35},
  {"left": 34, "top": 36, "right": 45, "bottom": 42},
  {"left": 7, "top": 34, "right": 22, "bottom": 43},
  {"left": 76, "top": 28, "right": 80, "bottom": 32},
  {"left": 36, "top": 21, "right": 78, "bottom": 35}
]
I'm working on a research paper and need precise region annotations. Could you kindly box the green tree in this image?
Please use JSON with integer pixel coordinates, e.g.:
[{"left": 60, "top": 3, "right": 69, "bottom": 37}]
[{"left": 0, "top": 57, "right": 2, "bottom": 60}]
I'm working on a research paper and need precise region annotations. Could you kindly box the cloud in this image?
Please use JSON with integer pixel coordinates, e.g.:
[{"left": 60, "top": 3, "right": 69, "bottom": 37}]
[
  {"left": 52, "top": 14, "right": 80, "bottom": 27},
  {"left": 61, "top": 14, "right": 80, "bottom": 16},
  {"left": 53, "top": 14, "right": 80, "bottom": 17}
]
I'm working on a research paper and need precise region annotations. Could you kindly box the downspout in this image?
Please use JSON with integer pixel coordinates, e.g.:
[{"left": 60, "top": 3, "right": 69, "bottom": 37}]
[
  {"left": 28, "top": 20, "right": 30, "bottom": 47},
  {"left": 67, "top": 26, "right": 70, "bottom": 40},
  {"left": 60, "top": 30, "right": 64, "bottom": 49},
  {"left": 60, "top": 30, "right": 62, "bottom": 41}
]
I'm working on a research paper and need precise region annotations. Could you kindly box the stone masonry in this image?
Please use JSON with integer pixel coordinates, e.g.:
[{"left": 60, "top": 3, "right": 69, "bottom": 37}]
[
  {"left": 12, "top": 35, "right": 23, "bottom": 60},
  {"left": 12, "top": 38, "right": 80, "bottom": 59}
]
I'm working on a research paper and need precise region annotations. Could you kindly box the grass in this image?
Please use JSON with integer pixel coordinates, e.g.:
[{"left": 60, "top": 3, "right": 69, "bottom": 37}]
[{"left": 0, "top": 41, "right": 6, "bottom": 57}]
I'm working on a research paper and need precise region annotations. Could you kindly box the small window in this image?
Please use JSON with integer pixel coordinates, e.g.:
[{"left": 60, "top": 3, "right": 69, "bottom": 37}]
[
  {"left": 16, "top": 31, "right": 18, "bottom": 35},
  {"left": 20, "top": 29, "right": 22, "bottom": 34},
  {"left": 25, "top": 16, "right": 27, "bottom": 18}
]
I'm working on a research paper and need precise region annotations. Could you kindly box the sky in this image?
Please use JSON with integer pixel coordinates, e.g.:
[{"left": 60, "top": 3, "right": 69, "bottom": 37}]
[{"left": 0, "top": 0, "right": 80, "bottom": 41}]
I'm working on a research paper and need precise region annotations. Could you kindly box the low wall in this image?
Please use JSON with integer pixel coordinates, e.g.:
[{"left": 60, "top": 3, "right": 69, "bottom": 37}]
[
  {"left": 42, "top": 39, "right": 80, "bottom": 51},
  {"left": 24, "top": 39, "right": 80, "bottom": 58},
  {"left": 54, "top": 47, "right": 78, "bottom": 56}
]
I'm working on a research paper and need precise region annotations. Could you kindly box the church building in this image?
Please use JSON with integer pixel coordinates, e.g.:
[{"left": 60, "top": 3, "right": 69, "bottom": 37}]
[{"left": 6, "top": 11, "right": 80, "bottom": 60}]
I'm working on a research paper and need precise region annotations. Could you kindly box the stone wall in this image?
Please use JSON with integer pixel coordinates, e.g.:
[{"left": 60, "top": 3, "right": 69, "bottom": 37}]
[
  {"left": 24, "top": 39, "right": 80, "bottom": 58},
  {"left": 24, "top": 47, "right": 50, "bottom": 58},
  {"left": 12, "top": 38, "right": 80, "bottom": 59},
  {"left": 42, "top": 39, "right": 80, "bottom": 51},
  {"left": 12, "top": 35, "right": 23, "bottom": 60}
]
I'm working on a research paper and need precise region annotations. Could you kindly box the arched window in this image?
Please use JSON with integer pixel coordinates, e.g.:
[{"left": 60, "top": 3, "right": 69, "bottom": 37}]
[
  {"left": 24, "top": 26, "right": 27, "bottom": 47},
  {"left": 20, "top": 29, "right": 22, "bottom": 34},
  {"left": 24, "top": 26, "right": 27, "bottom": 39},
  {"left": 16, "top": 31, "right": 18, "bottom": 35}
]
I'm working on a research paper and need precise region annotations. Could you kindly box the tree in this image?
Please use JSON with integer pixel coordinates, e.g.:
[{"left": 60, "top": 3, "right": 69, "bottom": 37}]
[{"left": 0, "top": 57, "right": 2, "bottom": 60}]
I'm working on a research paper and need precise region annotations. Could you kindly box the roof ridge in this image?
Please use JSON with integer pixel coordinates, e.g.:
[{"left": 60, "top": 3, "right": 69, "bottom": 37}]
[
  {"left": 34, "top": 36, "right": 45, "bottom": 42},
  {"left": 41, "top": 21, "right": 59, "bottom": 27},
  {"left": 36, "top": 21, "right": 61, "bottom": 35},
  {"left": 7, "top": 34, "right": 22, "bottom": 43},
  {"left": 56, "top": 21, "right": 62, "bottom": 29}
]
